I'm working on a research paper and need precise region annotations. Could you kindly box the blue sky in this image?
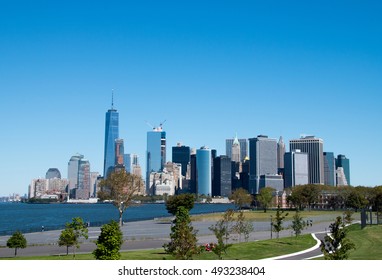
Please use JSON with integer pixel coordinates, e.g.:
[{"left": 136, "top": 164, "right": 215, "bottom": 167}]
[{"left": 1, "top": 0, "right": 381, "bottom": 196}]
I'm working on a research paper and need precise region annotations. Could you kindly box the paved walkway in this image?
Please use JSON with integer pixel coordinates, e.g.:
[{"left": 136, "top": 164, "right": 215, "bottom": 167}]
[{"left": 0, "top": 218, "right": 334, "bottom": 259}]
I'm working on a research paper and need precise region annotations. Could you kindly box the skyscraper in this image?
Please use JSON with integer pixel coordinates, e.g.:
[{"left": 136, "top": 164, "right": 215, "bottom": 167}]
[
  {"left": 172, "top": 143, "right": 191, "bottom": 177},
  {"left": 146, "top": 126, "right": 166, "bottom": 193},
  {"left": 277, "top": 136, "right": 285, "bottom": 171},
  {"left": 68, "top": 153, "right": 84, "bottom": 192},
  {"left": 231, "top": 135, "right": 241, "bottom": 163},
  {"left": 249, "top": 135, "right": 278, "bottom": 194},
  {"left": 290, "top": 136, "right": 324, "bottom": 185},
  {"left": 226, "top": 137, "right": 248, "bottom": 162},
  {"left": 77, "top": 158, "right": 91, "bottom": 199},
  {"left": 196, "top": 146, "right": 212, "bottom": 196},
  {"left": 284, "top": 150, "right": 309, "bottom": 188},
  {"left": 336, "top": 154, "right": 350, "bottom": 185},
  {"left": 103, "top": 93, "right": 119, "bottom": 177},
  {"left": 114, "top": 138, "right": 125, "bottom": 172},
  {"left": 324, "top": 152, "right": 336, "bottom": 186},
  {"left": 45, "top": 168, "right": 61, "bottom": 179},
  {"left": 213, "top": 155, "right": 232, "bottom": 197}
]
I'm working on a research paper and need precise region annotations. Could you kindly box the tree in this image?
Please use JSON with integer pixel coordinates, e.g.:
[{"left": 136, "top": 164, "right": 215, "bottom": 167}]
[
  {"left": 93, "top": 220, "right": 123, "bottom": 260},
  {"left": 165, "top": 193, "right": 195, "bottom": 215},
  {"left": 345, "top": 188, "right": 368, "bottom": 211},
  {"left": 229, "top": 188, "right": 252, "bottom": 210},
  {"left": 320, "top": 216, "right": 355, "bottom": 260},
  {"left": 232, "top": 210, "right": 254, "bottom": 242},
  {"left": 256, "top": 187, "right": 275, "bottom": 213},
  {"left": 287, "top": 184, "right": 320, "bottom": 210},
  {"left": 58, "top": 217, "right": 88, "bottom": 258},
  {"left": 7, "top": 231, "right": 27, "bottom": 256},
  {"left": 58, "top": 227, "right": 76, "bottom": 256},
  {"left": 290, "top": 210, "right": 306, "bottom": 238},
  {"left": 208, "top": 220, "right": 232, "bottom": 259},
  {"left": 98, "top": 169, "right": 143, "bottom": 226},
  {"left": 272, "top": 205, "right": 289, "bottom": 239},
  {"left": 163, "top": 206, "right": 198, "bottom": 260},
  {"left": 343, "top": 210, "right": 354, "bottom": 225}
]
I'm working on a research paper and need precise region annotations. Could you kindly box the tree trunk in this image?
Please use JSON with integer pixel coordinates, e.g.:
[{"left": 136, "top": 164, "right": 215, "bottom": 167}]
[
  {"left": 66, "top": 246, "right": 69, "bottom": 256},
  {"left": 14, "top": 248, "right": 17, "bottom": 256},
  {"left": 119, "top": 209, "right": 123, "bottom": 226}
]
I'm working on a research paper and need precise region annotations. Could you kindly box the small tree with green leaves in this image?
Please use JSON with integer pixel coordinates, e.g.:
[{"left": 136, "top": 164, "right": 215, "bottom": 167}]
[
  {"left": 320, "top": 216, "right": 355, "bottom": 260},
  {"left": 343, "top": 210, "right": 354, "bottom": 225},
  {"left": 163, "top": 206, "right": 198, "bottom": 260},
  {"left": 209, "top": 220, "right": 232, "bottom": 259},
  {"left": 7, "top": 231, "right": 27, "bottom": 256},
  {"left": 290, "top": 210, "right": 306, "bottom": 238},
  {"left": 93, "top": 220, "right": 123, "bottom": 260},
  {"left": 58, "top": 227, "right": 76, "bottom": 256},
  {"left": 272, "top": 205, "right": 289, "bottom": 239},
  {"left": 256, "top": 187, "right": 275, "bottom": 213},
  {"left": 232, "top": 211, "right": 254, "bottom": 242},
  {"left": 58, "top": 217, "right": 88, "bottom": 258}
]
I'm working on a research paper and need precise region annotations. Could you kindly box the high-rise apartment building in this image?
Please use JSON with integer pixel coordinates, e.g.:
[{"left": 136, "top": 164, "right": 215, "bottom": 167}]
[
  {"left": 284, "top": 150, "right": 309, "bottom": 188},
  {"left": 336, "top": 154, "right": 350, "bottom": 185},
  {"left": 196, "top": 146, "right": 212, "bottom": 196},
  {"left": 290, "top": 136, "right": 324, "bottom": 185},
  {"left": 226, "top": 137, "right": 248, "bottom": 162},
  {"left": 249, "top": 135, "right": 278, "bottom": 194},
  {"left": 103, "top": 95, "right": 119, "bottom": 178},
  {"left": 146, "top": 126, "right": 166, "bottom": 193},
  {"left": 324, "top": 152, "right": 336, "bottom": 186},
  {"left": 172, "top": 143, "right": 191, "bottom": 177}
]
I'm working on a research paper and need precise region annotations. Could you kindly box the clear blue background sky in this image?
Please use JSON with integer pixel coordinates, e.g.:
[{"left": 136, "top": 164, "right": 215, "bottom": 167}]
[{"left": 1, "top": 0, "right": 381, "bottom": 196}]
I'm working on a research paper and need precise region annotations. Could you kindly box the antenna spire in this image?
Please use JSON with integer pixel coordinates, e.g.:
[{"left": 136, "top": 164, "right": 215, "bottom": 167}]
[{"left": 111, "top": 89, "right": 114, "bottom": 109}]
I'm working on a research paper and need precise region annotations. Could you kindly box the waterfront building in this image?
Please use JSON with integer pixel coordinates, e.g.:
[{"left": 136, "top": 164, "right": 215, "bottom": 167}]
[
  {"left": 146, "top": 126, "right": 166, "bottom": 193},
  {"left": 190, "top": 152, "right": 197, "bottom": 194},
  {"left": 213, "top": 155, "right": 232, "bottom": 197},
  {"left": 90, "top": 172, "right": 100, "bottom": 198},
  {"left": 164, "top": 162, "right": 183, "bottom": 192},
  {"left": 324, "top": 152, "right": 336, "bottom": 186},
  {"left": 196, "top": 146, "right": 212, "bottom": 196},
  {"left": 148, "top": 170, "right": 175, "bottom": 196},
  {"left": 45, "top": 168, "right": 61, "bottom": 179},
  {"left": 249, "top": 135, "right": 278, "bottom": 194},
  {"left": 103, "top": 93, "right": 119, "bottom": 177},
  {"left": 336, "top": 154, "right": 350, "bottom": 185},
  {"left": 290, "top": 136, "right": 324, "bottom": 185},
  {"left": 226, "top": 137, "right": 248, "bottom": 162},
  {"left": 172, "top": 143, "right": 191, "bottom": 177},
  {"left": 284, "top": 150, "right": 309, "bottom": 188}
]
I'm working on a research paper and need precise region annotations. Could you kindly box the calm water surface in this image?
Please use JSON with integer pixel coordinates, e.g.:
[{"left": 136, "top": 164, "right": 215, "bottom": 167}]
[{"left": 0, "top": 202, "right": 234, "bottom": 235}]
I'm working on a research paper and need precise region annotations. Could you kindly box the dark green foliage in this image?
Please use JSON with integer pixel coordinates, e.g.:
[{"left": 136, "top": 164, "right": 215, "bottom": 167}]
[
  {"left": 291, "top": 210, "right": 306, "bottom": 237},
  {"left": 272, "top": 205, "right": 289, "bottom": 239},
  {"left": 287, "top": 184, "right": 320, "bottom": 210},
  {"left": 320, "top": 216, "right": 355, "bottom": 260},
  {"left": 163, "top": 206, "right": 198, "bottom": 260},
  {"left": 165, "top": 193, "right": 195, "bottom": 215},
  {"left": 7, "top": 231, "right": 27, "bottom": 256},
  {"left": 58, "top": 217, "right": 88, "bottom": 258},
  {"left": 93, "top": 220, "right": 123, "bottom": 260},
  {"left": 343, "top": 210, "right": 354, "bottom": 225}
]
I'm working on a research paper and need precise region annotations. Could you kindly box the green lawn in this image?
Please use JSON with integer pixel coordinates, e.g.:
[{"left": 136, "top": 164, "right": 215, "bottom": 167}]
[
  {"left": 347, "top": 224, "right": 382, "bottom": 260},
  {"left": 2, "top": 234, "right": 316, "bottom": 260}
]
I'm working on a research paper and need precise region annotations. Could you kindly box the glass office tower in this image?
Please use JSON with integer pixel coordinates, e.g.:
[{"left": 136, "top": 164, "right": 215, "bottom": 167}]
[
  {"left": 103, "top": 107, "right": 119, "bottom": 177},
  {"left": 196, "top": 146, "right": 212, "bottom": 196},
  {"left": 146, "top": 128, "right": 166, "bottom": 193}
]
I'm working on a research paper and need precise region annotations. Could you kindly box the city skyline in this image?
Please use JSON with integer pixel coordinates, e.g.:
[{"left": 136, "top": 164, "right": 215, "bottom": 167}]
[{"left": 1, "top": 1, "right": 382, "bottom": 196}]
